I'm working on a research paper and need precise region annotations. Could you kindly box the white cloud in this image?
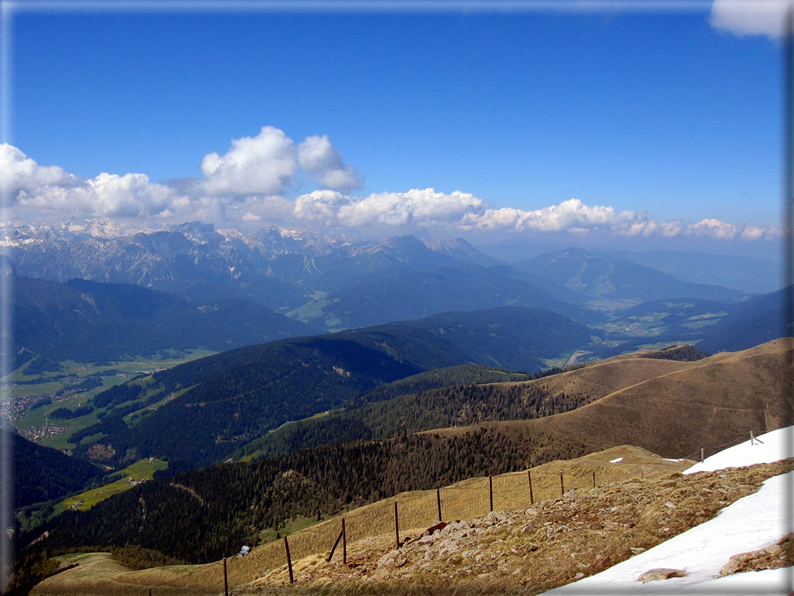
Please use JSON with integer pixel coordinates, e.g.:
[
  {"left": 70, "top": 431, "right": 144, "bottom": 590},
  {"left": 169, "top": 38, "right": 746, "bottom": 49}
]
[
  {"left": 201, "top": 126, "right": 299, "bottom": 196},
  {"left": 465, "top": 198, "right": 649, "bottom": 235},
  {"left": 294, "top": 188, "right": 484, "bottom": 228},
  {"left": 16, "top": 173, "right": 180, "bottom": 218},
  {"left": 710, "top": 0, "right": 791, "bottom": 39},
  {"left": 0, "top": 143, "right": 77, "bottom": 197},
  {"left": 298, "top": 135, "right": 360, "bottom": 191},
  {"left": 292, "top": 191, "right": 778, "bottom": 241},
  {"left": 200, "top": 127, "right": 360, "bottom": 196},
  {"left": 3, "top": 137, "right": 778, "bottom": 242},
  {"left": 2, "top": 144, "right": 185, "bottom": 218},
  {"left": 687, "top": 218, "right": 779, "bottom": 240}
]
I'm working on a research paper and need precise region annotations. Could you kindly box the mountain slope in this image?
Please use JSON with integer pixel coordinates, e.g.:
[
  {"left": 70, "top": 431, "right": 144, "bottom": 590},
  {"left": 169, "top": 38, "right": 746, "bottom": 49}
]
[
  {"left": 18, "top": 340, "right": 790, "bottom": 570},
  {"left": 513, "top": 247, "right": 744, "bottom": 304},
  {"left": 441, "top": 338, "right": 793, "bottom": 461},
  {"left": 317, "top": 261, "right": 599, "bottom": 329},
  {"left": 234, "top": 350, "right": 695, "bottom": 462},
  {"left": 11, "top": 223, "right": 600, "bottom": 330},
  {"left": 697, "top": 286, "right": 792, "bottom": 353},
  {"left": 14, "top": 276, "right": 315, "bottom": 362},
  {"left": 608, "top": 248, "right": 781, "bottom": 294},
  {"left": 73, "top": 306, "right": 591, "bottom": 472},
  {"left": 4, "top": 430, "right": 101, "bottom": 508}
]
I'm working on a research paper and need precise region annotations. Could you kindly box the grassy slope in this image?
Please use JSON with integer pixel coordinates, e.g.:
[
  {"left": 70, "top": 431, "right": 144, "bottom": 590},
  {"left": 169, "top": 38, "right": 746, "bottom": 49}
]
[
  {"left": 35, "top": 454, "right": 793, "bottom": 596},
  {"left": 30, "top": 444, "right": 696, "bottom": 596},
  {"left": 434, "top": 338, "right": 794, "bottom": 461},
  {"left": 57, "top": 459, "right": 168, "bottom": 513},
  {"left": 233, "top": 355, "right": 694, "bottom": 463}
]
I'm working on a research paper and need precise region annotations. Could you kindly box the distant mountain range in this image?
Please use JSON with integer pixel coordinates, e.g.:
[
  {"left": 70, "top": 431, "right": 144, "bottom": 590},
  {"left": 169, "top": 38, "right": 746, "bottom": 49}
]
[
  {"left": 9, "top": 219, "right": 791, "bottom": 368},
  {"left": 511, "top": 248, "right": 745, "bottom": 304},
  {"left": 13, "top": 275, "right": 316, "bottom": 362},
  {"left": 9, "top": 221, "right": 757, "bottom": 333},
  {"left": 607, "top": 249, "right": 782, "bottom": 294}
]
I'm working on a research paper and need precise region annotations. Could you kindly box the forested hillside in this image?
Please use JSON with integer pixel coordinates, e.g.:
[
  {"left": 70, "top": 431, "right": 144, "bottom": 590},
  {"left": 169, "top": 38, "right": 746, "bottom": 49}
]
[
  {"left": 14, "top": 276, "right": 315, "bottom": 361},
  {"left": 16, "top": 340, "right": 791, "bottom": 573},
  {"left": 4, "top": 430, "right": 101, "bottom": 508},
  {"left": 235, "top": 368, "right": 577, "bottom": 461},
  {"left": 71, "top": 307, "right": 591, "bottom": 472},
  {"left": 22, "top": 427, "right": 575, "bottom": 564}
]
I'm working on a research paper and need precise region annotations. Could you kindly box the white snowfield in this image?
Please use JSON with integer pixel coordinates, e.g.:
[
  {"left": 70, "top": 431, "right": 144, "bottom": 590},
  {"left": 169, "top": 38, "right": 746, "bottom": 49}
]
[
  {"left": 684, "top": 427, "right": 794, "bottom": 475},
  {"left": 543, "top": 427, "right": 794, "bottom": 595}
]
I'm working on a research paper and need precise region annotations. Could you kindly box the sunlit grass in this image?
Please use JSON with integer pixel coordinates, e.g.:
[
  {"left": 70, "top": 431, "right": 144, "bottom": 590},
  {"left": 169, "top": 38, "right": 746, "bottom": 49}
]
[{"left": 57, "top": 459, "right": 168, "bottom": 513}]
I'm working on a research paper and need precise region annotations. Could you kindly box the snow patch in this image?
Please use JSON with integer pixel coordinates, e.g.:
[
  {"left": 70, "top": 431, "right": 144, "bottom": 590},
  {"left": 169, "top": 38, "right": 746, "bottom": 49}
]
[
  {"left": 543, "top": 426, "right": 794, "bottom": 595},
  {"left": 684, "top": 427, "right": 793, "bottom": 475}
]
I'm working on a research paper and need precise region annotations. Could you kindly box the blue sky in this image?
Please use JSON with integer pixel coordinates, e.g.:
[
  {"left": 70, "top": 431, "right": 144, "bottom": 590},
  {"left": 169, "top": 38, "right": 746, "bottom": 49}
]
[{"left": 1, "top": 2, "right": 786, "bottom": 257}]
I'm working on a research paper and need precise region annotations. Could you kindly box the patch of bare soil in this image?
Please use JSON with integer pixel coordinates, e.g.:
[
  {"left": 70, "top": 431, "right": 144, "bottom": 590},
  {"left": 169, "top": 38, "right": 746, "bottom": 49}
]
[{"left": 235, "top": 459, "right": 792, "bottom": 595}]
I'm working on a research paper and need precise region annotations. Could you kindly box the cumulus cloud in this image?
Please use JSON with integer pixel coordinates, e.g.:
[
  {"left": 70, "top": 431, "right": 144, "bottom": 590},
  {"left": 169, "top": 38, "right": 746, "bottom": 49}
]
[
  {"left": 17, "top": 172, "right": 177, "bottom": 218},
  {"left": 294, "top": 188, "right": 484, "bottom": 228},
  {"left": 710, "top": 0, "right": 791, "bottom": 39},
  {"left": 2, "top": 135, "right": 778, "bottom": 242},
  {"left": 687, "top": 218, "right": 779, "bottom": 240},
  {"left": 298, "top": 135, "right": 361, "bottom": 191},
  {"left": 466, "top": 199, "right": 647, "bottom": 234},
  {"left": 291, "top": 190, "right": 778, "bottom": 241},
  {"left": 201, "top": 126, "right": 299, "bottom": 196},
  {"left": 1, "top": 144, "right": 186, "bottom": 218},
  {"left": 201, "top": 127, "right": 360, "bottom": 196},
  {"left": 0, "top": 144, "right": 77, "bottom": 197}
]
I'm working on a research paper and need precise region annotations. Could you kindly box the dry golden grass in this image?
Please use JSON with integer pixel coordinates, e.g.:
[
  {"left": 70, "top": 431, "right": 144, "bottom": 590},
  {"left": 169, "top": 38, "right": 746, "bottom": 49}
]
[
  {"left": 244, "top": 459, "right": 793, "bottom": 595},
  {"left": 434, "top": 337, "right": 794, "bottom": 460}
]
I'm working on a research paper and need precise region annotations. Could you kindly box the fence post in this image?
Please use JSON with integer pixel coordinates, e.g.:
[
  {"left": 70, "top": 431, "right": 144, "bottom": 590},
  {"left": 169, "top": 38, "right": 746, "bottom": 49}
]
[
  {"left": 436, "top": 488, "right": 442, "bottom": 521},
  {"left": 700, "top": 447, "right": 704, "bottom": 462},
  {"left": 592, "top": 469, "right": 596, "bottom": 488},
  {"left": 641, "top": 466, "right": 645, "bottom": 480},
  {"left": 528, "top": 469, "right": 534, "bottom": 505},
  {"left": 559, "top": 470, "right": 565, "bottom": 497},
  {"left": 327, "top": 526, "right": 344, "bottom": 562},
  {"left": 223, "top": 557, "right": 228, "bottom": 596},
  {"left": 284, "top": 536, "right": 294, "bottom": 584},
  {"left": 489, "top": 476, "right": 494, "bottom": 512},
  {"left": 148, "top": 589, "right": 152, "bottom": 596},
  {"left": 751, "top": 431, "right": 755, "bottom": 445},
  {"left": 395, "top": 501, "right": 400, "bottom": 548},
  {"left": 342, "top": 517, "right": 347, "bottom": 564}
]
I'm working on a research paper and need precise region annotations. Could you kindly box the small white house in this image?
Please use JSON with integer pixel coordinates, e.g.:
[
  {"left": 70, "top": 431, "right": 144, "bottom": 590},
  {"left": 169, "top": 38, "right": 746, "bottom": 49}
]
[{"left": 239, "top": 545, "right": 250, "bottom": 557}]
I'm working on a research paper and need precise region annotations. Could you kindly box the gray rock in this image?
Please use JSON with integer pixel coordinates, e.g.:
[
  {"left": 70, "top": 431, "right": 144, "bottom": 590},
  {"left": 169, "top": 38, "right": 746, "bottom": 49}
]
[{"left": 638, "top": 568, "right": 688, "bottom": 583}]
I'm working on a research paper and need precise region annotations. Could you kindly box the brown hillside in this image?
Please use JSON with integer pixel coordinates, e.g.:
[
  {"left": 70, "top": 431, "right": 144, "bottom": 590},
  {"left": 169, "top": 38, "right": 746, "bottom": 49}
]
[
  {"left": 31, "top": 447, "right": 692, "bottom": 596},
  {"left": 243, "top": 460, "right": 792, "bottom": 595},
  {"left": 435, "top": 338, "right": 793, "bottom": 462},
  {"left": 517, "top": 355, "right": 691, "bottom": 402}
]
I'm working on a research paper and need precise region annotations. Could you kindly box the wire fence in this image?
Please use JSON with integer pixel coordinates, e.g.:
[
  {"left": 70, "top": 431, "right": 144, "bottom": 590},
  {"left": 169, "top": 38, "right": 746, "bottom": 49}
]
[
  {"left": 145, "top": 428, "right": 775, "bottom": 594},
  {"left": 683, "top": 430, "right": 768, "bottom": 462},
  {"left": 227, "top": 457, "right": 672, "bottom": 589}
]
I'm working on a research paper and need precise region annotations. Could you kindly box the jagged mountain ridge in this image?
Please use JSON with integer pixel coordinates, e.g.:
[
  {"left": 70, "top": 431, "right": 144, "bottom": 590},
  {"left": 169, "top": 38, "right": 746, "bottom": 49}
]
[{"left": 8, "top": 221, "right": 602, "bottom": 327}]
